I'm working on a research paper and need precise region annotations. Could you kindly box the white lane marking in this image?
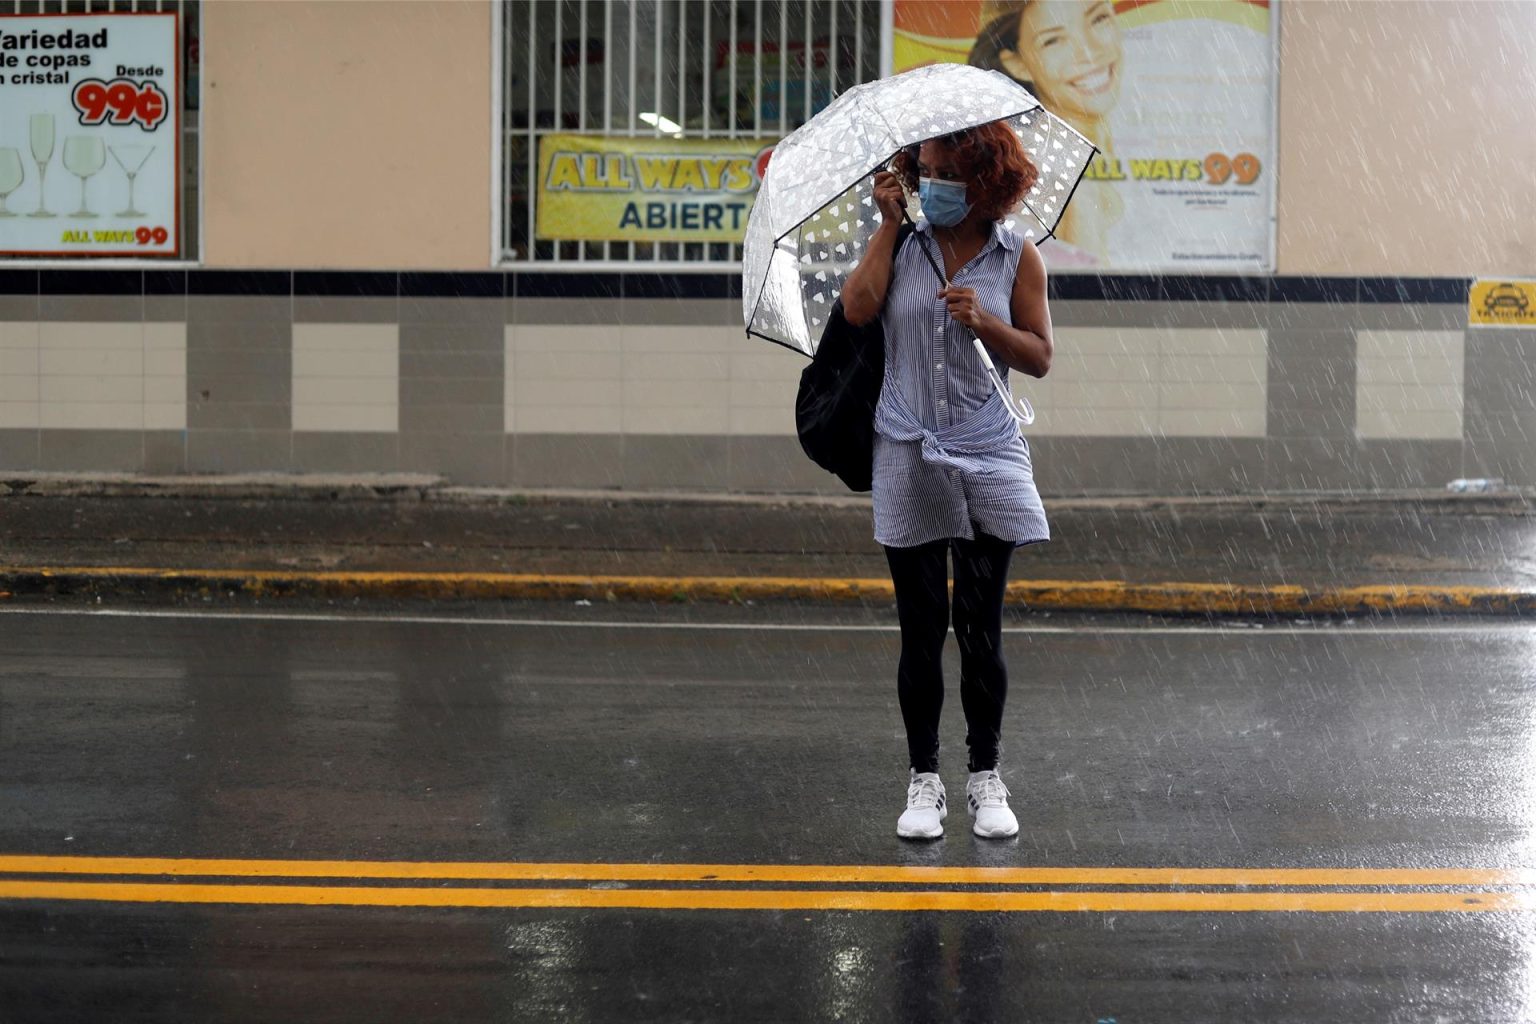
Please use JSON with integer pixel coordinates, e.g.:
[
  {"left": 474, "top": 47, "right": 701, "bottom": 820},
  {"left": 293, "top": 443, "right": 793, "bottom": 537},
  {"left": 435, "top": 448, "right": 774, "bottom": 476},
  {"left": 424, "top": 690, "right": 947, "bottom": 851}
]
[{"left": 0, "top": 605, "right": 1531, "bottom": 636}]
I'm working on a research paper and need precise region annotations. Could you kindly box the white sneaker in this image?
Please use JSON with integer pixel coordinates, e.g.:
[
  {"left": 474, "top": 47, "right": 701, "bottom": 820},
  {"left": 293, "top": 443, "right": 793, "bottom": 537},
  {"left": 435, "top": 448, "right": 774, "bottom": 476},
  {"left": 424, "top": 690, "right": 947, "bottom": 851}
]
[
  {"left": 896, "top": 771, "right": 947, "bottom": 839},
  {"left": 966, "top": 770, "right": 1019, "bottom": 838}
]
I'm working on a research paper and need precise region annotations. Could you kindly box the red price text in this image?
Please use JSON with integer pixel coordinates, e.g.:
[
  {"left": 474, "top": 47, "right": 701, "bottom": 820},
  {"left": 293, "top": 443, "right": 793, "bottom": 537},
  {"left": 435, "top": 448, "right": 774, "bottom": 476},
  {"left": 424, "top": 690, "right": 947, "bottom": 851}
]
[{"left": 72, "top": 77, "right": 169, "bottom": 131}]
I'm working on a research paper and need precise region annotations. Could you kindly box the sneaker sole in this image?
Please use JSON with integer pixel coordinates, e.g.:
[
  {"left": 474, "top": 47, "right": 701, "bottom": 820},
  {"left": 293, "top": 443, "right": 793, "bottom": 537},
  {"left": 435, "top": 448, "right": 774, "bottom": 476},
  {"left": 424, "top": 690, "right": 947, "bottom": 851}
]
[
  {"left": 897, "top": 824, "right": 945, "bottom": 839},
  {"left": 967, "top": 803, "right": 1018, "bottom": 839},
  {"left": 898, "top": 805, "right": 947, "bottom": 839}
]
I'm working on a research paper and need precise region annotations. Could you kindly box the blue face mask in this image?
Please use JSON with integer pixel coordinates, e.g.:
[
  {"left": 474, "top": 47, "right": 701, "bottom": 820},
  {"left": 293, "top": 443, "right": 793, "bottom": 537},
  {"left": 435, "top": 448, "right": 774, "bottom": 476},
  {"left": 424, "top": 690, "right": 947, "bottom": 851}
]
[{"left": 918, "top": 176, "right": 972, "bottom": 227}]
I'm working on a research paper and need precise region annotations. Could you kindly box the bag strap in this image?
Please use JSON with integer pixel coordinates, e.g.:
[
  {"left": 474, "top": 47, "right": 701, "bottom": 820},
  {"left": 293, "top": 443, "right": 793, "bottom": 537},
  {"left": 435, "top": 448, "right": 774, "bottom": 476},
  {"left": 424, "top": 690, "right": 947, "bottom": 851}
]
[{"left": 892, "top": 223, "right": 916, "bottom": 277}]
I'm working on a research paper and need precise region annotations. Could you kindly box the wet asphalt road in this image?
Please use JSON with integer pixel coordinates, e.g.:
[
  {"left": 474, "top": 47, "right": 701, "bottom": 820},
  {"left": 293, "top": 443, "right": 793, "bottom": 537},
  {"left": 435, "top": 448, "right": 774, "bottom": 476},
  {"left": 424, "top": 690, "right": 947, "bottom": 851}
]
[{"left": 4, "top": 602, "right": 1536, "bottom": 1022}]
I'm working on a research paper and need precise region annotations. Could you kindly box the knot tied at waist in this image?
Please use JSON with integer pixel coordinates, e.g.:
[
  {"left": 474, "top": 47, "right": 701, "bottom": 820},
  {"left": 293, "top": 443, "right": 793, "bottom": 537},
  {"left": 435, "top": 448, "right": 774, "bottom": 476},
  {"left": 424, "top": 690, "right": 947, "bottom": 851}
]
[{"left": 874, "top": 387, "right": 1019, "bottom": 475}]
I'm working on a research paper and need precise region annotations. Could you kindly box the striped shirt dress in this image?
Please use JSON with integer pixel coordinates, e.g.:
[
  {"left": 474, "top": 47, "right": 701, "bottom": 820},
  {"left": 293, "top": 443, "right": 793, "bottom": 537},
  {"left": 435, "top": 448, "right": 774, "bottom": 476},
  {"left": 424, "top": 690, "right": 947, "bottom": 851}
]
[{"left": 871, "top": 219, "right": 1050, "bottom": 549}]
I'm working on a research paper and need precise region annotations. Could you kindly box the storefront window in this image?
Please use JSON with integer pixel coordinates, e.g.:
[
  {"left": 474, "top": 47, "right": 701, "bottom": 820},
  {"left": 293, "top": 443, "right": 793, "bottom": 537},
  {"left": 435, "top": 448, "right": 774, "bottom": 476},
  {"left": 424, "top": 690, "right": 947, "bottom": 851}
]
[{"left": 499, "top": 0, "right": 882, "bottom": 268}]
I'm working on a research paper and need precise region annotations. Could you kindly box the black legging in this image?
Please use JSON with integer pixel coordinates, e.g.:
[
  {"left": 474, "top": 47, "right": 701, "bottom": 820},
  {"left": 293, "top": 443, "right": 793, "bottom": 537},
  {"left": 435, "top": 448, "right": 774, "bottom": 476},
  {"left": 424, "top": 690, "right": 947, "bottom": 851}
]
[{"left": 884, "top": 530, "right": 1015, "bottom": 775}]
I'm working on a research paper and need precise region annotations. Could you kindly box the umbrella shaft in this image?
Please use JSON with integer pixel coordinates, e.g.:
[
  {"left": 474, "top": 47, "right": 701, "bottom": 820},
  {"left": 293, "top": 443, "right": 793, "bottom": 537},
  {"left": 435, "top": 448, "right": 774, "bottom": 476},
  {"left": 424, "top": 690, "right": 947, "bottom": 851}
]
[{"left": 901, "top": 208, "right": 950, "bottom": 288}]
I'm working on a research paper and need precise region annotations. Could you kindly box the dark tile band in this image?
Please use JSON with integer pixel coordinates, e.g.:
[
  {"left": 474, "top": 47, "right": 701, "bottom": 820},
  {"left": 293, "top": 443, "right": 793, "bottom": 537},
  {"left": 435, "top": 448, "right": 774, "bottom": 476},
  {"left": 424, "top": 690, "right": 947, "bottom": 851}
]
[{"left": 0, "top": 268, "right": 1478, "bottom": 304}]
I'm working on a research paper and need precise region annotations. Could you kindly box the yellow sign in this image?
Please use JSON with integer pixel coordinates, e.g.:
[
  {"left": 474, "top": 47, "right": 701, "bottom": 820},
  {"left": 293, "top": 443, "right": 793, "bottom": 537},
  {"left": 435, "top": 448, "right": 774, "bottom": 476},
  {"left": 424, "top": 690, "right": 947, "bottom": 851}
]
[
  {"left": 1470, "top": 279, "right": 1536, "bottom": 328},
  {"left": 536, "top": 134, "right": 777, "bottom": 243}
]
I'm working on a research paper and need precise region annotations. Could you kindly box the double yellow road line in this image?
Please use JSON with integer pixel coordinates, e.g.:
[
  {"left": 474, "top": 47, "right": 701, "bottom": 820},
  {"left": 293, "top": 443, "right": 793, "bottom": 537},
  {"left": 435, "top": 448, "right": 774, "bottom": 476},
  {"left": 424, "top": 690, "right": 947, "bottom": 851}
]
[{"left": 1, "top": 856, "right": 1533, "bottom": 913}]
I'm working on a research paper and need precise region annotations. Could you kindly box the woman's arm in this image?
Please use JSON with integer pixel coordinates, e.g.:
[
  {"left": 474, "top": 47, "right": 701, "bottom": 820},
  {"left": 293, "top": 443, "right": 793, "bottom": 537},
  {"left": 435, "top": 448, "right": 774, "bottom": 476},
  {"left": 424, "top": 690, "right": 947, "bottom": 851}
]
[
  {"left": 841, "top": 220, "right": 902, "bottom": 327},
  {"left": 841, "top": 170, "right": 909, "bottom": 327},
  {"left": 942, "top": 240, "right": 1054, "bottom": 377}
]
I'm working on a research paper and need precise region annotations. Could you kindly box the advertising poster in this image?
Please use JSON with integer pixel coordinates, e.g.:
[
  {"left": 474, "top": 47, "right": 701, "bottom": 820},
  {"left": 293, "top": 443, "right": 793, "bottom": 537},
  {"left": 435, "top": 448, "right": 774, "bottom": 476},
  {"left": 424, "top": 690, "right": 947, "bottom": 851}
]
[
  {"left": 537, "top": 133, "right": 776, "bottom": 244},
  {"left": 0, "top": 11, "right": 180, "bottom": 258},
  {"left": 893, "top": 0, "right": 1274, "bottom": 273}
]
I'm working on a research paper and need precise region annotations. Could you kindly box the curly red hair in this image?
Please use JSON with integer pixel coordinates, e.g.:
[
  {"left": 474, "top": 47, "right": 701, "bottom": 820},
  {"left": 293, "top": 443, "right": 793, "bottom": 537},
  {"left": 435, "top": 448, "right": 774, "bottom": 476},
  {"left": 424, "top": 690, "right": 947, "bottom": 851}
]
[{"left": 892, "top": 122, "right": 1039, "bottom": 222}]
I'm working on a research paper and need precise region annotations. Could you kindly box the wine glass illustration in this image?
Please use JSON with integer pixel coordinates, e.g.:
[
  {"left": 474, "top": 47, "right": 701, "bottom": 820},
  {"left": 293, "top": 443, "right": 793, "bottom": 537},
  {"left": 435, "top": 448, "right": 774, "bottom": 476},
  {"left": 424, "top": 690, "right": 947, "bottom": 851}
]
[
  {"left": 62, "top": 136, "right": 106, "bottom": 218},
  {"left": 0, "top": 149, "right": 23, "bottom": 218},
  {"left": 27, "top": 113, "right": 54, "bottom": 218},
  {"left": 108, "top": 143, "right": 153, "bottom": 217}
]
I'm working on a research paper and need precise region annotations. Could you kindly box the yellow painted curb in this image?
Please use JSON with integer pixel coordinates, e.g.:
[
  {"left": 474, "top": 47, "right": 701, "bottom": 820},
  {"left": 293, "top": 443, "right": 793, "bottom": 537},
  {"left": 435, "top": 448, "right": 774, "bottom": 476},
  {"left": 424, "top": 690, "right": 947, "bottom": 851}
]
[{"left": 2, "top": 566, "right": 1534, "bottom": 616}]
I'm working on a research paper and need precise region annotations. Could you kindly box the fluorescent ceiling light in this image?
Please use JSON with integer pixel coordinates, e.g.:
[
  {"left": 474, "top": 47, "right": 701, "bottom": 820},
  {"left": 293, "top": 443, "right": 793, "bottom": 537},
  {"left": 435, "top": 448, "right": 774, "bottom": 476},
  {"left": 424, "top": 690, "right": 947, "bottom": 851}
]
[{"left": 638, "top": 111, "right": 685, "bottom": 136}]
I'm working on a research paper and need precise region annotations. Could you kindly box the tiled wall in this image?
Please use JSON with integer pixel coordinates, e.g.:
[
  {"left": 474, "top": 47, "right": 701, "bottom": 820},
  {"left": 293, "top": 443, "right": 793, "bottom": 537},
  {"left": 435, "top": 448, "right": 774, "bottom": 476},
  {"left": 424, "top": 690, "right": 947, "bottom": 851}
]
[
  {"left": 0, "top": 269, "right": 1529, "bottom": 495},
  {"left": 1023, "top": 327, "right": 1268, "bottom": 438}
]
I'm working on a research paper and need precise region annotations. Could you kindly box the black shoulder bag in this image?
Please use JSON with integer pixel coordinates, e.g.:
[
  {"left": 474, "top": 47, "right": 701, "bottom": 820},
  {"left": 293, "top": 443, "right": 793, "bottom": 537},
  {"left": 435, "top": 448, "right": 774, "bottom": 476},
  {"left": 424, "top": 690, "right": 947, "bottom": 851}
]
[{"left": 794, "top": 225, "right": 915, "bottom": 492}]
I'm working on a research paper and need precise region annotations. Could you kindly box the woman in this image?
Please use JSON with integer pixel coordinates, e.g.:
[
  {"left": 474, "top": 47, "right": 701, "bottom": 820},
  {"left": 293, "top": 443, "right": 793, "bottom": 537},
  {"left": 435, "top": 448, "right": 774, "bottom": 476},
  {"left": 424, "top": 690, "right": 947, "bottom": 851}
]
[
  {"left": 841, "top": 123, "right": 1053, "bottom": 839},
  {"left": 968, "top": 0, "right": 1125, "bottom": 264}
]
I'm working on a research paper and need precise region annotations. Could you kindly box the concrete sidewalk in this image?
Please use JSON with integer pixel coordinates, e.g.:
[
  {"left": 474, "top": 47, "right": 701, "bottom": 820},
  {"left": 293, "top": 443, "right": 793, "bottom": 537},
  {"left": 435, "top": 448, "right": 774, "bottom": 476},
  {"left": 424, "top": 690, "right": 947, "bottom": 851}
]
[{"left": 3, "top": 474, "right": 1536, "bottom": 615}]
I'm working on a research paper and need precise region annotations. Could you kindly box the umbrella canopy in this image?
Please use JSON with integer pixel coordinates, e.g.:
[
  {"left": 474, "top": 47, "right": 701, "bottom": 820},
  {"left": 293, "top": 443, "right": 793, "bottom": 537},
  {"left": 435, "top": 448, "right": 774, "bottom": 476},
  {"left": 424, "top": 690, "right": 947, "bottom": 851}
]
[{"left": 743, "top": 63, "right": 1096, "bottom": 356}]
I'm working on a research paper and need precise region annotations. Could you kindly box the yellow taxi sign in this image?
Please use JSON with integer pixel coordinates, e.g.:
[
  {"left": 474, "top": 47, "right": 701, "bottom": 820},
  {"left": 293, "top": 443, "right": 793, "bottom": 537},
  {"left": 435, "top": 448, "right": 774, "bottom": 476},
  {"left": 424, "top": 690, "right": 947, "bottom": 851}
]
[{"left": 1470, "top": 279, "right": 1536, "bottom": 328}]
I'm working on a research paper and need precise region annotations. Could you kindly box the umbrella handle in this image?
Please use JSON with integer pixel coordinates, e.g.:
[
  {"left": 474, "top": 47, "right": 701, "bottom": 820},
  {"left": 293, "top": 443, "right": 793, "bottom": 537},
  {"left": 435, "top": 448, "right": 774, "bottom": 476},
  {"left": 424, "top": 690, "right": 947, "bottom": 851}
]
[{"left": 970, "top": 335, "right": 1035, "bottom": 427}]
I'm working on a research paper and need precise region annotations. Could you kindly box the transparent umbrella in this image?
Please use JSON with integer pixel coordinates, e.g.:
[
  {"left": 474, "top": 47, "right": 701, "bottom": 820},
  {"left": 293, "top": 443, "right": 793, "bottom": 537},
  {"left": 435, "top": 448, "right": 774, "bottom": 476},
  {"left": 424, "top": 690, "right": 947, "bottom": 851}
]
[{"left": 742, "top": 63, "right": 1096, "bottom": 421}]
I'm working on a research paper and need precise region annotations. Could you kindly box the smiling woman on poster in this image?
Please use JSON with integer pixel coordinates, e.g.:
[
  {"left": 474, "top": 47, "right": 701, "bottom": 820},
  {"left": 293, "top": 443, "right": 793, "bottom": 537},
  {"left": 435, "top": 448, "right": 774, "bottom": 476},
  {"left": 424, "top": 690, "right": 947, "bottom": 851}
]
[{"left": 967, "top": 0, "right": 1124, "bottom": 265}]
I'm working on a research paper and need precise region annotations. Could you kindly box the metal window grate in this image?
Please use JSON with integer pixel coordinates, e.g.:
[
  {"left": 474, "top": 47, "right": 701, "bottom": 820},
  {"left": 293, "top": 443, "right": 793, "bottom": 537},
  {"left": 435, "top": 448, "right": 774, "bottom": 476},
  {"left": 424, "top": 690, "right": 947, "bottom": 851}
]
[
  {"left": 4, "top": 0, "right": 200, "bottom": 261},
  {"left": 500, "top": 0, "right": 883, "bottom": 270}
]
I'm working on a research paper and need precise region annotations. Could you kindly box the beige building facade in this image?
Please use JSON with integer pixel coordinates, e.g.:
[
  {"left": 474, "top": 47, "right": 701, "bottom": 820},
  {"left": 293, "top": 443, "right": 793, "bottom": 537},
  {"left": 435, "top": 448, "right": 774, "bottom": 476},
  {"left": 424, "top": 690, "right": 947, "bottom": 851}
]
[{"left": 1, "top": 0, "right": 1532, "bottom": 493}]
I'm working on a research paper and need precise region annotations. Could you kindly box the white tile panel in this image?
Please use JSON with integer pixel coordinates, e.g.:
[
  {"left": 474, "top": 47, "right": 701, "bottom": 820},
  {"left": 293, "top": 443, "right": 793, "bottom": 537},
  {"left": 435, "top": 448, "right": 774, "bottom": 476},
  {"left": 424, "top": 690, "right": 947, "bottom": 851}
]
[
  {"left": 1058, "top": 327, "right": 1150, "bottom": 354},
  {"left": 622, "top": 403, "right": 730, "bottom": 435},
  {"left": 0, "top": 321, "right": 40, "bottom": 348},
  {"left": 729, "top": 351, "right": 804, "bottom": 383},
  {"left": 511, "top": 324, "right": 622, "bottom": 354},
  {"left": 730, "top": 405, "right": 798, "bottom": 435},
  {"left": 1358, "top": 408, "right": 1464, "bottom": 442},
  {"left": 513, "top": 378, "right": 622, "bottom": 408},
  {"left": 622, "top": 325, "right": 738, "bottom": 354},
  {"left": 292, "top": 404, "right": 399, "bottom": 433},
  {"left": 624, "top": 377, "right": 732, "bottom": 411},
  {"left": 729, "top": 377, "right": 796, "bottom": 409},
  {"left": 40, "top": 375, "right": 143, "bottom": 404},
  {"left": 624, "top": 352, "right": 731, "bottom": 381},
  {"left": 40, "top": 402, "right": 144, "bottom": 430},
  {"left": 293, "top": 349, "right": 398, "bottom": 379},
  {"left": 1043, "top": 379, "right": 1159, "bottom": 410},
  {"left": 37, "top": 322, "right": 154, "bottom": 430},
  {"left": 142, "top": 324, "right": 187, "bottom": 430},
  {"left": 144, "top": 403, "right": 186, "bottom": 431},
  {"left": 1356, "top": 330, "right": 1464, "bottom": 440},
  {"left": 1027, "top": 327, "right": 1266, "bottom": 437},
  {"left": 1159, "top": 408, "right": 1267, "bottom": 437},
  {"left": 144, "top": 348, "right": 186, "bottom": 377},
  {"left": 504, "top": 327, "right": 515, "bottom": 434},
  {"left": 1030, "top": 407, "right": 1158, "bottom": 437},
  {"left": 0, "top": 348, "right": 38, "bottom": 376},
  {"left": 0, "top": 401, "right": 38, "bottom": 428},
  {"left": 38, "top": 321, "right": 141, "bottom": 350},
  {"left": 517, "top": 351, "right": 623, "bottom": 381},
  {"left": 0, "top": 369, "right": 37, "bottom": 402},
  {"left": 292, "top": 376, "right": 397, "bottom": 407},
  {"left": 1048, "top": 354, "right": 1159, "bottom": 384},
  {"left": 1170, "top": 328, "right": 1268, "bottom": 356},
  {"left": 1158, "top": 354, "right": 1266, "bottom": 385},
  {"left": 144, "top": 323, "right": 186, "bottom": 350},
  {"left": 291, "top": 323, "right": 398, "bottom": 434},
  {"left": 1158, "top": 381, "right": 1265, "bottom": 412},
  {"left": 40, "top": 348, "right": 143, "bottom": 377},
  {"left": 513, "top": 404, "right": 625, "bottom": 434}
]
